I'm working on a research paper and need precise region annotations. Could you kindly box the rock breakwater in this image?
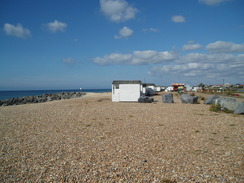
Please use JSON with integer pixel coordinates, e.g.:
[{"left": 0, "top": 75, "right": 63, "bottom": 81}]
[{"left": 0, "top": 92, "right": 86, "bottom": 106}]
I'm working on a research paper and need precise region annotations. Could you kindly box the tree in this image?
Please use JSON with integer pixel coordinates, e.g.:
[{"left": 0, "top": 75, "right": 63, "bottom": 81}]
[{"left": 198, "top": 83, "right": 205, "bottom": 89}]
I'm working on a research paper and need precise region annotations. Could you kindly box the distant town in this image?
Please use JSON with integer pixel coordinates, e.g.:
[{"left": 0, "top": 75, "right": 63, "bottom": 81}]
[{"left": 164, "top": 83, "right": 244, "bottom": 94}]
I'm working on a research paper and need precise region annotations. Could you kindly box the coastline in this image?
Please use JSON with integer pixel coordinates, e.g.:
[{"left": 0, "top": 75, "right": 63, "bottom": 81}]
[
  {"left": 0, "top": 89, "right": 112, "bottom": 101},
  {"left": 0, "top": 93, "right": 243, "bottom": 182}
]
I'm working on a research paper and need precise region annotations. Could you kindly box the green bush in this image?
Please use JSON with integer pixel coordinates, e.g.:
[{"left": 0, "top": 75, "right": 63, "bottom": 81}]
[
  {"left": 209, "top": 104, "right": 221, "bottom": 112},
  {"left": 190, "top": 93, "right": 195, "bottom": 96},
  {"left": 222, "top": 108, "right": 234, "bottom": 113},
  {"left": 209, "top": 104, "right": 234, "bottom": 114}
]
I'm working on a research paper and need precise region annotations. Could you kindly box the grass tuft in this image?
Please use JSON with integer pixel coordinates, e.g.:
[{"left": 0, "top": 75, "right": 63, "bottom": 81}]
[
  {"left": 209, "top": 104, "right": 221, "bottom": 112},
  {"left": 161, "top": 178, "right": 176, "bottom": 183}
]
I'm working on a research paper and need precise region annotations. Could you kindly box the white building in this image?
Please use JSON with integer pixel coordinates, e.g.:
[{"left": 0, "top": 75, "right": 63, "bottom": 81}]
[
  {"left": 112, "top": 80, "right": 142, "bottom": 102},
  {"left": 192, "top": 86, "right": 200, "bottom": 92},
  {"left": 165, "top": 86, "right": 174, "bottom": 92},
  {"left": 154, "top": 86, "right": 161, "bottom": 92}
]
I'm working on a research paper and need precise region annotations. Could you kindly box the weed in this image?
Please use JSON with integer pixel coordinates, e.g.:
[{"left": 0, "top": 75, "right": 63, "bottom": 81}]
[
  {"left": 195, "top": 130, "right": 200, "bottom": 133},
  {"left": 190, "top": 93, "right": 195, "bottom": 96},
  {"left": 209, "top": 104, "right": 234, "bottom": 114},
  {"left": 229, "top": 124, "right": 236, "bottom": 126},
  {"left": 209, "top": 104, "right": 221, "bottom": 112},
  {"left": 222, "top": 108, "right": 234, "bottom": 114},
  {"left": 200, "top": 96, "right": 205, "bottom": 100},
  {"left": 97, "top": 98, "right": 109, "bottom": 102},
  {"left": 212, "top": 132, "right": 217, "bottom": 135},
  {"left": 158, "top": 123, "right": 164, "bottom": 126},
  {"left": 161, "top": 178, "right": 176, "bottom": 183}
]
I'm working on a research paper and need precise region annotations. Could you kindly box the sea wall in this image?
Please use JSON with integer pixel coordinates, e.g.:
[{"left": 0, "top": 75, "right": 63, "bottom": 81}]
[{"left": 0, "top": 92, "right": 86, "bottom": 106}]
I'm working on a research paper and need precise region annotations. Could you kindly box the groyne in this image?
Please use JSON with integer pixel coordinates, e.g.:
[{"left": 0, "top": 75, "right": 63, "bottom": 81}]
[{"left": 0, "top": 92, "right": 86, "bottom": 106}]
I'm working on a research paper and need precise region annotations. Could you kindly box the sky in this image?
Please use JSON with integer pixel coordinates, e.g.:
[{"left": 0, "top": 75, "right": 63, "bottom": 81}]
[{"left": 0, "top": 0, "right": 244, "bottom": 90}]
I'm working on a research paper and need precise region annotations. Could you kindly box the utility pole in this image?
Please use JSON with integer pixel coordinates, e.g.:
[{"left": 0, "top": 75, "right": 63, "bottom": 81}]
[{"left": 222, "top": 79, "right": 225, "bottom": 96}]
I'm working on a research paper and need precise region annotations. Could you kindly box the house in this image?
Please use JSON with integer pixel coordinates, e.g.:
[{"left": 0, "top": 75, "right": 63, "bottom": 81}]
[
  {"left": 154, "top": 86, "right": 161, "bottom": 92},
  {"left": 112, "top": 80, "right": 142, "bottom": 102},
  {"left": 165, "top": 86, "right": 173, "bottom": 92},
  {"left": 184, "top": 84, "right": 192, "bottom": 92},
  {"left": 192, "top": 86, "right": 200, "bottom": 92}
]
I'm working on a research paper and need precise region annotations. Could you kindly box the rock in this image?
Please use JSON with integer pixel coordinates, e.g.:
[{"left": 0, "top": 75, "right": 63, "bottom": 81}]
[
  {"left": 138, "top": 95, "right": 154, "bottom": 103},
  {"left": 0, "top": 92, "right": 86, "bottom": 106},
  {"left": 162, "top": 93, "right": 174, "bottom": 103},
  {"left": 234, "top": 103, "right": 244, "bottom": 114},
  {"left": 221, "top": 100, "right": 240, "bottom": 111},
  {"left": 205, "top": 95, "right": 219, "bottom": 104},
  {"left": 181, "top": 94, "right": 198, "bottom": 104},
  {"left": 47, "top": 96, "right": 52, "bottom": 102}
]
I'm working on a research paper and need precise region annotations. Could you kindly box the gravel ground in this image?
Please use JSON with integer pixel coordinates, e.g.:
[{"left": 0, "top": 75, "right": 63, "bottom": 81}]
[{"left": 0, "top": 92, "right": 243, "bottom": 182}]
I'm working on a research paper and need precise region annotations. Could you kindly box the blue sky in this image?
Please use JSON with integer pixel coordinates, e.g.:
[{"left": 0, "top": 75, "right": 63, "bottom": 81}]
[{"left": 0, "top": 0, "right": 243, "bottom": 90}]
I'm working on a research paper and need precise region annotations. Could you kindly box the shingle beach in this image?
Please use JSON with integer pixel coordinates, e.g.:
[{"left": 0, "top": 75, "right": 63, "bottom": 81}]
[{"left": 0, "top": 92, "right": 243, "bottom": 182}]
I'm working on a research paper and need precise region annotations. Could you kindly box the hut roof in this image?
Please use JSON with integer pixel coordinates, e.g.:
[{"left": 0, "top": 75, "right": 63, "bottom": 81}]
[{"left": 112, "top": 80, "right": 142, "bottom": 85}]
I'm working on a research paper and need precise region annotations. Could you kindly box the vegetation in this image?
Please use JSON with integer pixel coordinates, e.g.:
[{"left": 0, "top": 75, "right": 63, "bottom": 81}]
[
  {"left": 209, "top": 104, "right": 221, "bottom": 112},
  {"left": 209, "top": 104, "right": 234, "bottom": 114}
]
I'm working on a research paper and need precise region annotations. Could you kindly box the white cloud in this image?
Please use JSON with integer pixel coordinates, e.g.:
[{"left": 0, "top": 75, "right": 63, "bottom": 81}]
[
  {"left": 143, "top": 28, "right": 159, "bottom": 32},
  {"left": 148, "top": 58, "right": 244, "bottom": 79},
  {"left": 100, "top": 0, "right": 138, "bottom": 23},
  {"left": 63, "top": 58, "right": 76, "bottom": 64},
  {"left": 206, "top": 41, "right": 244, "bottom": 53},
  {"left": 199, "top": 0, "right": 231, "bottom": 6},
  {"left": 183, "top": 43, "right": 202, "bottom": 51},
  {"left": 3, "top": 23, "right": 31, "bottom": 38},
  {"left": 93, "top": 40, "right": 244, "bottom": 83},
  {"left": 93, "top": 50, "right": 178, "bottom": 65},
  {"left": 44, "top": 20, "right": 67, "bottom": 33},
  {"left": 171, "top": 15, "right": 186, "bottom": 23},
  {"left": 148, "top": 52, "right": 244, "bottom": 80},
  {"left": 114, "top": 26, "right": 133, "bottom": 39},
  {"left": 177, "top": 53, "right": 244, "bottom": 64}
]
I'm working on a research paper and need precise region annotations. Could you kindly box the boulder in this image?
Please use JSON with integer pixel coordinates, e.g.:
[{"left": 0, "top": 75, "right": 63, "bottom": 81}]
[
  {"left": 204, "top": 95, "right": 219, "bottom": 104},
  {"left": 47, "top": 96, "right": 52, "bottom": 102},
  {"left": 138, "top": 95, "right": 154, "bottom": 103},
  {"left": 181, "top": 94, "right": 198, "bottom": 104},
  {"left": 162, "top": 93, "right": 174, "bottom": 103},
  {"left": 0, "top": 92, "right": 86, "bottom": 106},
  {"left": 221, "top": 99, "right": 239, "bottom": 112},
  {"left": 234, "top": 102, "right": 244, "bottom": 114}
]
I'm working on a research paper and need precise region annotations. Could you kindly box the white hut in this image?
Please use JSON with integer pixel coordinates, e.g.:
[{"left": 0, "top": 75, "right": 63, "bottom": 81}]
[
  {"left": 154, "top": 86, "right": 161, "bottom": 92},
  {"left": 165, "top": 86, "right": 173, "bottom": 92},
  {"left": 112, "top": 80, "right": 142, "bottom": 102}
]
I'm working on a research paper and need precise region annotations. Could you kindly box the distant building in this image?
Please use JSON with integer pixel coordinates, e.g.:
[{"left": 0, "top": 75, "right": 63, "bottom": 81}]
[
  {"left": 184, "top": 84, "right": 192, "bottom": 92},
  {"left": 165, "top": 86, "right": 173, "bottom": 92},
  {"left": 192, "top": 86, "right": 200, "bottom": 92},
  {"left": 142, "top": 83, "right": 155, "bottom": 96},
  {"left": 112, "top": 80, "right": 142, "bottom": 102}
]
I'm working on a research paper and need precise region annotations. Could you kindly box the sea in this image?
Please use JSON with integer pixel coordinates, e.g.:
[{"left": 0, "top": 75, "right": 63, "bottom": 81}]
[{"left": 0, "top": 89, "right": 111, "bottom": 101}]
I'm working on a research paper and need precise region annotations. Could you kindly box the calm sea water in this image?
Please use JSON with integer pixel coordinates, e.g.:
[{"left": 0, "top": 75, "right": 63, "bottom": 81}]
[{"left": 0, "top": 89, "right": 111, "bottom": 101}]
